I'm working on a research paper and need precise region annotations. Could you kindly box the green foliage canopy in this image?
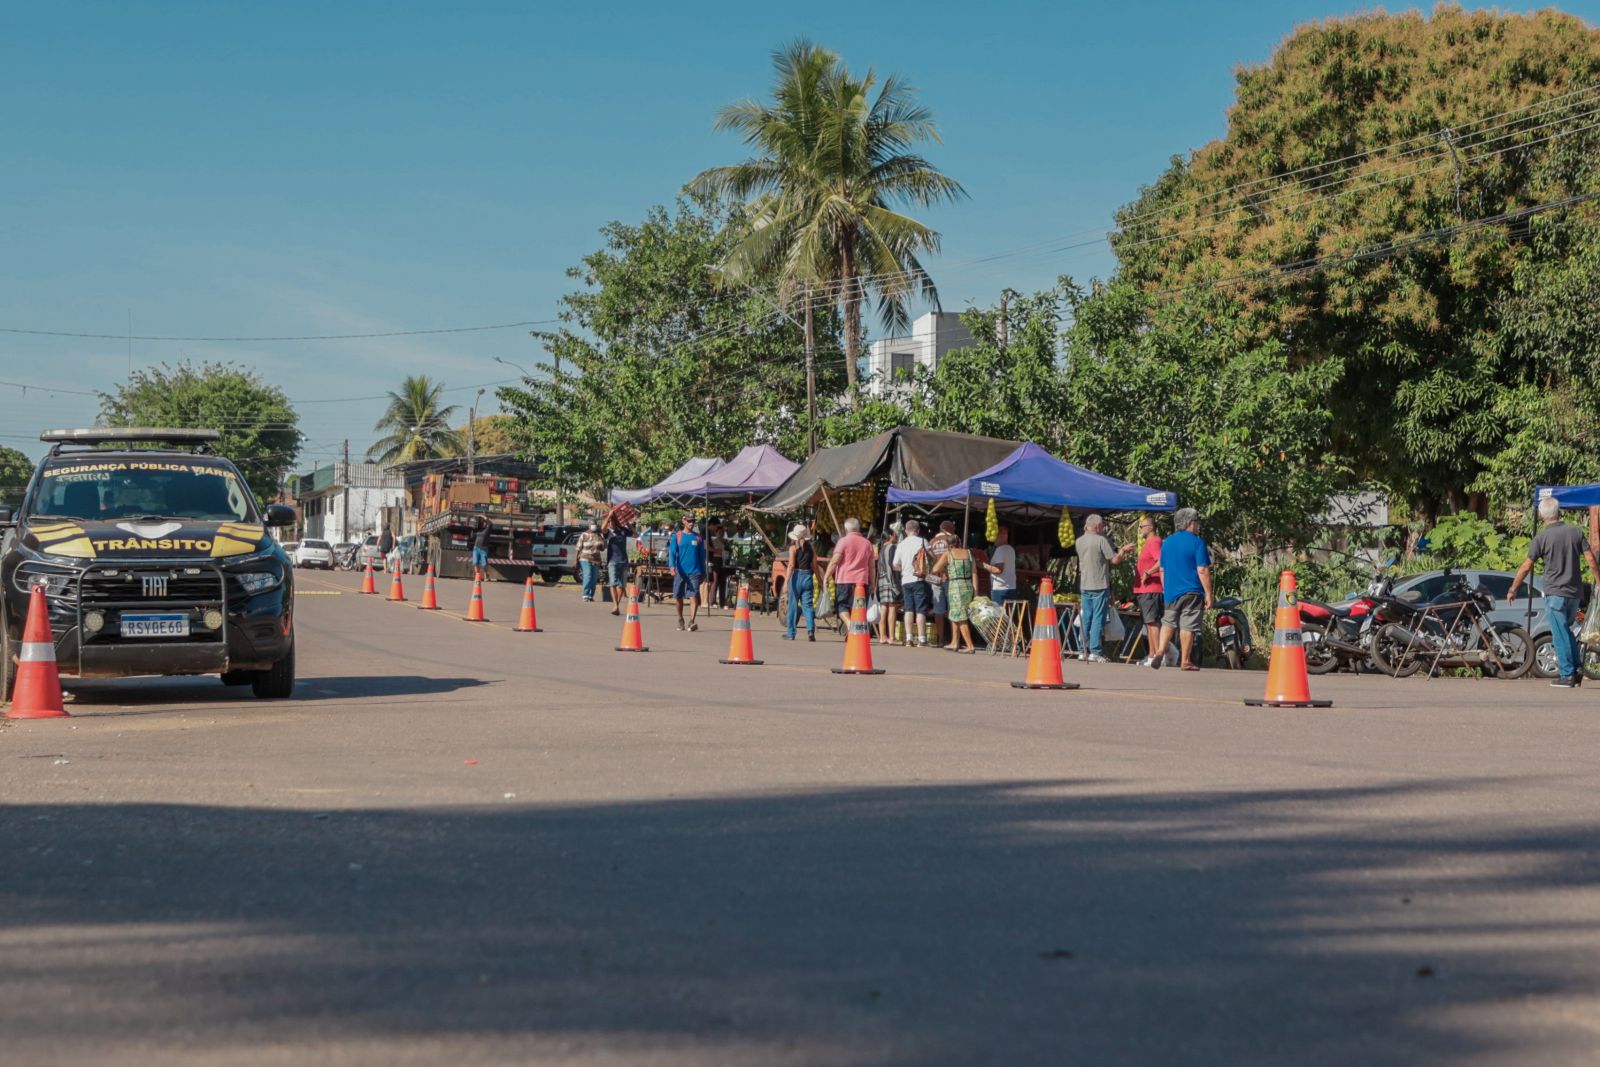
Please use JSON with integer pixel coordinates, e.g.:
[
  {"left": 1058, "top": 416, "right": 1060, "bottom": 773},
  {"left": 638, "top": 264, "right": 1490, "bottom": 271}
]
[
  {"left": 97, "top": 361, "right": 299, "bottom": 506},
  {"left": 0, "top": 446, "right": 34, "bottom": 506},
  {"left": 1109, "top": 6, "right": 1600, "bottom": 520},
  {"left": 499, "top": 197, "right": 845, "bottom": 498}
]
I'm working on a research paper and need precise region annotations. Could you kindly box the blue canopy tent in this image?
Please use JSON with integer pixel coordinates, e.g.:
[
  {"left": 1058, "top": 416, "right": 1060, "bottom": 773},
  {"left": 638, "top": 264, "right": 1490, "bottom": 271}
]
[
  {"left": 1535, "top": 484, "right": 1600, "bottom": 509},
  {"left": 888, "top": 442, "right": 1178, "bottom": 525}
]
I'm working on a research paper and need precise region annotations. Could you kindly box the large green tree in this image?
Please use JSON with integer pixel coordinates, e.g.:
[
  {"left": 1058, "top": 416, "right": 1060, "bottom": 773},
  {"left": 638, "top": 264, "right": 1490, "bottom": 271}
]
[
  {"left": 367, "top": 376, "right": 464, "bottom": 464},
  {"left": 499, "top": 197, "right": 845, "bottom": 497},
  {"left": 97, "top": 361, "right": 299, "bottom": 506},
  {"left": 689, "top": 39, "right": 966, "bottom": 401},
  {"left": 0, "top": 446, "right": 34, "bottom": 506},
  {"left": 1109, "top": 6, "right": 1600, "bottom": 520}
]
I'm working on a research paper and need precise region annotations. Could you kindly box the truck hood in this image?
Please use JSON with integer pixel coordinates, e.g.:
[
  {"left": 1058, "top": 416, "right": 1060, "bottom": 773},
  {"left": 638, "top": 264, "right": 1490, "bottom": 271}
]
[{"left": 23, "top": 519, "right": 269, "bottom": 561}]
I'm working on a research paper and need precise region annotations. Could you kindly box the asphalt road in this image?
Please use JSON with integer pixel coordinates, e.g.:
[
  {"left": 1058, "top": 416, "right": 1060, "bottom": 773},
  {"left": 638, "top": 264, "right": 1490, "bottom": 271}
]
[{"left": 4, "top": 569, "right": 1600, "bottom": 1066}]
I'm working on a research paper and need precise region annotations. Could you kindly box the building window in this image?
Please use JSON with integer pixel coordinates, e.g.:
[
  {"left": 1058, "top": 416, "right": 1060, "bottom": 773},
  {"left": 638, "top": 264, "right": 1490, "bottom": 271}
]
[{"left": 891, "top": 351, "right": 916, "bottom": 380}]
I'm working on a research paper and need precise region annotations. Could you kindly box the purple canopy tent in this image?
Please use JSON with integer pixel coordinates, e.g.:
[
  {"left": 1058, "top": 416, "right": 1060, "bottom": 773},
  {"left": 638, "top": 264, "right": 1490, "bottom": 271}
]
[
  {"left": 640, "top": 445, "right": 799, "bottom": 507},
  {"left": 608, "top": 456, "right": 726, "bottom": 506}
]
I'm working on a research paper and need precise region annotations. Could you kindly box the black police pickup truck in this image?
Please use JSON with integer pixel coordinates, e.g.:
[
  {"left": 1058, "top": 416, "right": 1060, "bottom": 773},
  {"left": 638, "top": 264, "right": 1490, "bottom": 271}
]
[{"left": 0, "top": 428, "right": 297, "bottom": 701}]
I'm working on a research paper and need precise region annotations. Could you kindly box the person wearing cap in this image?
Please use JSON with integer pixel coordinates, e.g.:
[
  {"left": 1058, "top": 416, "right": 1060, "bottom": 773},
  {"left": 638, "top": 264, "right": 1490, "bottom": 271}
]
[
  {"left": 667, "top": 512, "right": 707, "bottom": 632},
  {"left": 783, "top": 523, "right": 818, "bottom": 641},
  {"left": 1142, "top": 507, "right": 1212, "bottom": 670},
  {"left": 575, "top": 523, "right": 604, "bottom": 603},
  {"left": 602, "top": 519, "right": 632, "bottom": 615}
]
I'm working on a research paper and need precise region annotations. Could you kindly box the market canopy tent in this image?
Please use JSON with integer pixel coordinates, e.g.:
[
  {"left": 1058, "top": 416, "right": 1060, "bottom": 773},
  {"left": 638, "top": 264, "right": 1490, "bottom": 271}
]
[
  {"left": 754, "top": 428, "right": 1019, "bottom": 513},
  {"left": 700, "top": 445, "right": 800, "bottom": 499},
  {"left": 609, "top": 456, "right": 725, "bottom": 505},
  {"left": 888, "top": 442, "right": 1178, "bottom": 519}
]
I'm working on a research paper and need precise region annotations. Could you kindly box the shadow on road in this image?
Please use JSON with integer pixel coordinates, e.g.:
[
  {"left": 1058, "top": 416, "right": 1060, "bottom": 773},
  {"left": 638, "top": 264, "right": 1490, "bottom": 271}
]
[
  {"left": 3, "top": 780, "right": 1597, "bottom": 1063},
  {"left": 64, "top": 674, "right": 495, "bottom": 706}
]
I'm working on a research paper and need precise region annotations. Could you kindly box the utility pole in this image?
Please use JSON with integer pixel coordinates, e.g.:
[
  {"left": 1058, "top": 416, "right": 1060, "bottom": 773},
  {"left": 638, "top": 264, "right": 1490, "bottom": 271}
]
[
  {"left": 467, "top": 388, "right": 484, "bottom": 475},
  {"left": 553, "top": 352, "right": 565, "bottom": 525},
  {"left": 804, "top": 283, "right": 817, "bottom": 457},
  {"left": 341, "top": 439, "right": 350, "bottom": 543},
  {"left": 998, "top": 291, "right": 1009, "bottom": 351}
]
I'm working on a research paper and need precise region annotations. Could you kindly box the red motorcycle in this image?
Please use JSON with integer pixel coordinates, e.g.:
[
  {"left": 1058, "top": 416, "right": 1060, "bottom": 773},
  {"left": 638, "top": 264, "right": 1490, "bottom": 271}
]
[{"left": 1298, "top": 584, "right": 1381, "bottom": 675}]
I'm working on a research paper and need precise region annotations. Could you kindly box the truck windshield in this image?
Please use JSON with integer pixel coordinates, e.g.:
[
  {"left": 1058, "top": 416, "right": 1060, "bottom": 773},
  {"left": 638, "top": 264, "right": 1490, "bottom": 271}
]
[{"left": 31, "top": 458, "right": 255, "bottom": 522}]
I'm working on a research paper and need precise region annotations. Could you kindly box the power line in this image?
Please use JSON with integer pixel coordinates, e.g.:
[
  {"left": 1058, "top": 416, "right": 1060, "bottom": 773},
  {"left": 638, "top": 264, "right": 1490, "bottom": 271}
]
[{"left": 0, "top": 318, "right": 560, "bottom": 342}]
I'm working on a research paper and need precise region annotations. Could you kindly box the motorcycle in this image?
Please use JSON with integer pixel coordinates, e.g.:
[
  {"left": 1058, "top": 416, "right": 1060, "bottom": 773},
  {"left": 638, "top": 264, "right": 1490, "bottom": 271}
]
[
  {"left": 1213, "top": 596, "right": 1253, "bottom": 669},
  {"left": 1369, "top": 572, "right": 1532, "bottom": 679},
  {"left": 1299, "top": 584, "right": 1380, "bottom": 675}
]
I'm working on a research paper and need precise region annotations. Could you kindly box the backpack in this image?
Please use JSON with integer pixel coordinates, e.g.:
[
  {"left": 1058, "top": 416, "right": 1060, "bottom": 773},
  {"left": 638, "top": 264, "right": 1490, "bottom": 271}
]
[{"left": 913, "top": 540, "right": 929, "bottom": 579}]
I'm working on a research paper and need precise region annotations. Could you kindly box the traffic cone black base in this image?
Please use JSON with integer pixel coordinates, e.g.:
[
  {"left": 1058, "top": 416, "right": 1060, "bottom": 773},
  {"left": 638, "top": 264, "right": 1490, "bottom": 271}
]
[
  {"left": 831, "top": 667, "right": 885, "bottom": 675},
  {"left": 1011, "top": 680, "right": 1080, "bottom": 690},
  {"left": 720, "top": 658, "right": 764, "bottom": 665},
  {"left": 615, "top": 646, "right": 650, "bottom": 652},
  {"left": 1244, "top": 697, "right": 1332, "bottom": 708}
]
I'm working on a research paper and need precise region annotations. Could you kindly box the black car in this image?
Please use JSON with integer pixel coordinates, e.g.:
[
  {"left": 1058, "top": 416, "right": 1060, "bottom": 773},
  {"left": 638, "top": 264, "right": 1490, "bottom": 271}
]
[{"left": 0, "top": 428, "right": 298, "bottom": 700}]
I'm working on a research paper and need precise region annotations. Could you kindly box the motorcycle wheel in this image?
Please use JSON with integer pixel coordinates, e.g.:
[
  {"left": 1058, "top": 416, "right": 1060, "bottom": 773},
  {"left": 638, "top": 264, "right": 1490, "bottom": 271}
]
[
  {"left": 1302, "top": 620, "right": 1340, "bottom": 675},
  {"left": 1483, "top": 626, "right": 1533, "bottom": 680},
  {"left": 1370, "top": 623, "right": 1422, "bottom": 678},
  {"left": 1224, "top": 645, "right": 1243, "bottom": 670}
]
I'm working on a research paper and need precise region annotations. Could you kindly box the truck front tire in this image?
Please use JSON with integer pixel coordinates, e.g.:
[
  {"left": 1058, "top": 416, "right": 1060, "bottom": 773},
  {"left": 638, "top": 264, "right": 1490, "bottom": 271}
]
[{"left": 251, "top": 642, "right": 296, "bottom": 699}]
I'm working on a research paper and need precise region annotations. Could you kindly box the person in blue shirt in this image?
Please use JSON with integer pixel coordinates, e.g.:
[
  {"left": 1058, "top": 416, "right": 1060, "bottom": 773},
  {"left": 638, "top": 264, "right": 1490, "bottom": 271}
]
[
  {"left": 666, "top": 512, "right": 707, "bottom": 632},
  {"left": 603, "top": 521, "right": 632, "bottom": 616},
  {"left": 1141, "top": 507, "right": 1213, "bottom": 671}
]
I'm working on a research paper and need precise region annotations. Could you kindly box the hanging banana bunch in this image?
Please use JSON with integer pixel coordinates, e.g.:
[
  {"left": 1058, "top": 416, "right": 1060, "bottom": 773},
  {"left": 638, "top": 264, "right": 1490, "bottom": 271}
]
[{"left": 1058, "top": 506, "right": 1076, "bottom": 549}]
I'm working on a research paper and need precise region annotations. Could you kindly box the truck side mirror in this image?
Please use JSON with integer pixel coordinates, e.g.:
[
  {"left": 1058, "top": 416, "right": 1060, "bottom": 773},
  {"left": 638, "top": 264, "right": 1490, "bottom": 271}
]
[{"left": 263, "top": 504, "right": 296, "bottom": 527}]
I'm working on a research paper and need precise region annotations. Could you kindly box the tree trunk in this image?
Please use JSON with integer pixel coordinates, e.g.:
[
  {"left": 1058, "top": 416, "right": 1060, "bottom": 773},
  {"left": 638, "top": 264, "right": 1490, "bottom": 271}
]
[{"left": 839, "top": 235, "right": 861, "bottom": 408}]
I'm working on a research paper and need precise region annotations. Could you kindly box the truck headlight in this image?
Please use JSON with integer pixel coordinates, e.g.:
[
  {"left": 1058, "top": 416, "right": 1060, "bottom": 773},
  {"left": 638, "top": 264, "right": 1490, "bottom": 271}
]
[
  {"left": 15, "top": 564, "right": 75, "bottom": 598},
  {"left": 235, "top": 571, "right": 279, "bottom": 595}
]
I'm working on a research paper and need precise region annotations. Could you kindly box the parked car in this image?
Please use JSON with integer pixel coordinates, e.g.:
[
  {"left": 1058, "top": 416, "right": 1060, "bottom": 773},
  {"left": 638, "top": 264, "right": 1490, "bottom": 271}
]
[
  {"left": 386, "top": 534, "right": 423, "bottom": 574},
  {"left": 294, "top": 538, "right": 335, "bottom": 569},
  {"left": 529, "top": 525, "right": 586, "bottom": 584},
  {"left": 280, "top": 540, "right": 300, "bottom": 557},
  {"left": 356, "top": 535, "right": 386, "bottom": 572}
]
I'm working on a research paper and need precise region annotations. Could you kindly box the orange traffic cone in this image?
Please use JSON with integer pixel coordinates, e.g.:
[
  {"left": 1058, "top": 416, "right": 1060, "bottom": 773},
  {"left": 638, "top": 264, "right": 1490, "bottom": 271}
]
[
  {"left": 719, "top": 582, "right": 763, "bottom": 665},
  {"left": 417, "top": 566, "right": 440, "bottom": 610},
  {"left": 832, "top": 594, "right": 885, "bottom": 675},
  {"left": 1245, "top": 570, "right": 1332, "bottom": 708},
  {"left": 464, "top": 573, "right": 488, "bottom": 622},
  {"left": 1011, "top": 577, "right": 1079, "bottom": 690},
  {"left": 386, "top": 566, "right": 406, "bottom": 602},
  {"left": 616, "top": 583, "right": 649, "bottom": 652},
  {"left": 359, "top": 562, "right": 378, "bottom": 594},
  {"left": 513, "top": 576, "right": 542, "bottom": 632},
  {"left": 6, "top": 584, "right": 67, "bottom": 719}
]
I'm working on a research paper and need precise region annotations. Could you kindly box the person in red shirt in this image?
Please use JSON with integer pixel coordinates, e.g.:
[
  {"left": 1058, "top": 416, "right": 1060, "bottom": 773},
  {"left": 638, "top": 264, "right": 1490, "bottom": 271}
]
[
  {"left": 821, "top": 517, "right": 874, "bottom": 621},
  {"left": 1133, "top": 516, "right": 1164, "bottom": 659}
]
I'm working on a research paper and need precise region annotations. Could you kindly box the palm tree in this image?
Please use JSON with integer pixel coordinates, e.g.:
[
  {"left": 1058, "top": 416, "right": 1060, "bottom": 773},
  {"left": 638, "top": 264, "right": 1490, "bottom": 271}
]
[
  {"left": 689, "top": 39, "right": 965, "bottom": 401},
  {"left": 366, "top": 376, "right": 464, "bottom": 464}
]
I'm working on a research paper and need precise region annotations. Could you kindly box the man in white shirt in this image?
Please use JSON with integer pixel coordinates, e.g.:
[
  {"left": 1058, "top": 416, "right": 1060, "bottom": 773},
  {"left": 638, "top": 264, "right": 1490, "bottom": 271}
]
[
  {"left": 984, "top": 525, "right": 1017, "bottom": 604},
  {"left": 892, "top": 519, "right": 931, "bottom": 646}
]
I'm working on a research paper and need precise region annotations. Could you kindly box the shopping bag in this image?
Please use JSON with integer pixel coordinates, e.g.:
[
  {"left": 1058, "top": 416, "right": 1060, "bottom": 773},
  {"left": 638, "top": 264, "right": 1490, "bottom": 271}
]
[
  {"left": 866, "top": 599, "right": 881, "bottom": 625},
  {"left": 816, "top": 581, "right": 836, "bottom": 619},
  {"left": 1581, "top": 583, "right": 1600, "bottom": 647},
  {"left": 1104, "top": 608, "right": 1126, "bottom": 642}
]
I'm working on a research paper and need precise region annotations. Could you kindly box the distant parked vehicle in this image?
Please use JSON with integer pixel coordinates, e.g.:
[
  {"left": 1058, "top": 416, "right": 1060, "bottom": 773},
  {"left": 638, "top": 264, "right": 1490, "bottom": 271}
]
[
  {"left": 280, "top": 541, "right": 300, "bottom": 558},
  {"left": 294, "top": 538, "right": 335, "bottom": 569},
  {"left": 356, "top": 535, "right": 386, "bottom": 572},
  {"left": 332, "top": 542, "right": 359, "bottom": 569},
  {"left": 387, "top": 534, "right": 423, "bottom": 574}
]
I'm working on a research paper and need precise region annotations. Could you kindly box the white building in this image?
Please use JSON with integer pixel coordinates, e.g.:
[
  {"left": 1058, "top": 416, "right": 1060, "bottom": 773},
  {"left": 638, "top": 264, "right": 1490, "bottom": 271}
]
[
  {"left": 293, "top": 462, "right": 407, "bottom": 544},
  {"left": 863, "top": 312, "right": 975, "bottom": 394}
]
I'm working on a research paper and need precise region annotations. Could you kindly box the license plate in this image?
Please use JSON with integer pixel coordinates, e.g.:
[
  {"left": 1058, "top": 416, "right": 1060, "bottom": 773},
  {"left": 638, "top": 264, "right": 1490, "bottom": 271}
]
[
  {"left": 120, "top": 613, "right": 190, "bottom": 638},
  {"left": 1218, "top": 624, "right": 1237, "bottom": 638}
]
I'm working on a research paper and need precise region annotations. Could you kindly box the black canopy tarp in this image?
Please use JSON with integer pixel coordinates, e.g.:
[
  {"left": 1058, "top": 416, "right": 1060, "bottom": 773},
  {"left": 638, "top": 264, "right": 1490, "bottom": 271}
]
[{"left": 753, "top": 427, "right": 1019, "bottom": 513}]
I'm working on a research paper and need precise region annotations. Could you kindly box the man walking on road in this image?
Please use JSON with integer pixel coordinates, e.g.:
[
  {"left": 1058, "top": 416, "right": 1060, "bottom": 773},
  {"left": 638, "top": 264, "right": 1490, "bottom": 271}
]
[
  {"left": 1142, "top": 507, "right": 1212, "bottom": 671},
  {"left": 603, "top": 521, "right": 631, "bottom": 615},
  {"left": 1510, "top": 496, "right": 1600, "bottom": 688},
  {"left": 667, "top": 512, "right": 706, "bottom": 632},
  {"left": 379, "top": 526, "right": 395, "bottom": 572},
  {"left": 470, "top": 517, "right": 490, "bottom": 573},
  {"left": 1075, "top": 514, "right": 1132, "bottom": 663},
  {"left": 575, "top": 524, "right": 604, "bottom": 603},
  {"left": 822, "top": 517, "right": 873, "bottom": 624}
]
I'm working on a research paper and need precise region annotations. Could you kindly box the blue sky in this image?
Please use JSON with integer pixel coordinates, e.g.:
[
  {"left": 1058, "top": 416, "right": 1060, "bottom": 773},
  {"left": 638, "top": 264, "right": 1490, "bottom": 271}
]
[{"left": 3, "top": 0, "right": 1596, "bottom": 466}]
